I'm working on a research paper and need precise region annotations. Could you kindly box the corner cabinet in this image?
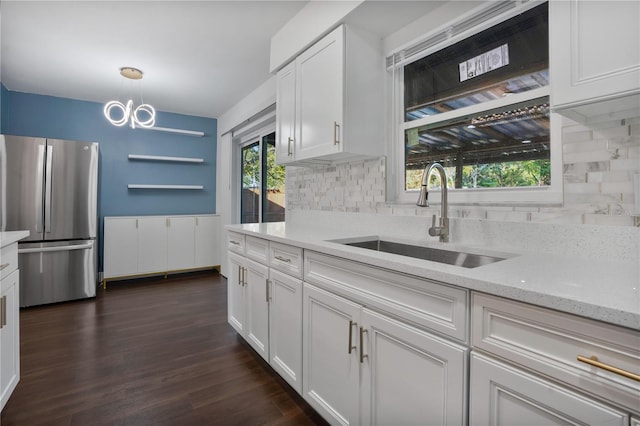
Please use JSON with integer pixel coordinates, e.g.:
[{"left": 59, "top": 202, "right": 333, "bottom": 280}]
[
  {"left": 275, "top": 24, "right": 384, "bottom": 165},
  {"left": 103, "top": 214, "right": 220, "bottom": 285},
  {"left": 550, "top": 0, "right": 640, "bottom": 122}
]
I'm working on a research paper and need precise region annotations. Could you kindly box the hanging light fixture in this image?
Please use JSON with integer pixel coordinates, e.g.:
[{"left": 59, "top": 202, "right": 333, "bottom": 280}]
[{"left": 104, "top": 67, "right": 156, "bottom": 129}]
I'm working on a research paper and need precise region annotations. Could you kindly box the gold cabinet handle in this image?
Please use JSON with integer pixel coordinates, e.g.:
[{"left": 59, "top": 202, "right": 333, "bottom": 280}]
[
  {"left": 0, "top": 263, "right": 9, "bottom": 271},
  {"left": 238, "top": 265, "right": 242, "bottom": 286},
  {"left": 274, "top": 255, "right": 291, "bottom": 263},
  {"left": 287, "top": 137, "right": 293, "bottom": 156},
  {"left": 242, "top": 267, "right": 246, "bottom": 287},
  {"left": 333, "top": 121, "right": 340, "bottom": 145},
  {"left": 348, "top": 320, "right": 357, "bottom": 354},
  {"left": 265, "top": 279, "right": 270, "bottom": 303},
  {"left": 577, "top": 355, "right": 640, "bottom": 382},
  {"left": 359, "top": 327, "right": 368, "bottom": 363}
]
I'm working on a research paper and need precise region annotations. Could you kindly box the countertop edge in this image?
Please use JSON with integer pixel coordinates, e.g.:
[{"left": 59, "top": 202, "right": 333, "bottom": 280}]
[{"left": 0, "top": 231, "right": 31, "bottom": 248}]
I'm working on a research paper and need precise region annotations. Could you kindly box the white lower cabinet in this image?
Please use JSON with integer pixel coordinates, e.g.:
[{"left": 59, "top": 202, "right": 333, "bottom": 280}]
[
  {"left": 227, "top": 251, "right": 270, "bottom": 363},
  {"left": 471, "top": 292, "right": 640, "bottom": 425},
  {"left": 0, "top": 269, "right": 20, "bottom": 411},
  {"left": 303, "top": 283, "right": 361, "bottom": 425},
  {"left": 268, "top": 269, "right": 303, "bottom": 394},
  {"left": 303, "top": 282, "right": 467, "bottom": 426},
  {"left": 227, "top": 236, "right": 303, "bottom": 390},
  {"left": 227, "top": 251, "right": 246, "bottom": 336},
  {"left": 104, "top": 214, "right": 220, "bottom": 283},
  {"left": 360, "top": 308, "right": 467, "bottom": 426},
  {"left": 167, "top": 216, "right": 195, "bottom": 271},
  {"left": 470, "top": 352, "right": 628, "bottom": 425},
  {"left": 244, "top": 257, "right": 270, "bottom": 361},
  {"left": 137, "top": 216, "right": 168, "bottom": 274}
]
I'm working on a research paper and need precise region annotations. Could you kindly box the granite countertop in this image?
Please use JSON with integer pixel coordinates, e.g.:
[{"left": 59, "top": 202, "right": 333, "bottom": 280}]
[
  {"left": 0, "top": 231, "right": 30, "bottom": 248},
  {"left": 227, "top": 222, "right": 640, "bottom": 331}
]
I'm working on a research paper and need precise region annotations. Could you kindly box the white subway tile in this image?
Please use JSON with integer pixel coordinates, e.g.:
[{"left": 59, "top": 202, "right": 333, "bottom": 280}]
[
  {"left": 561, "top": 129, "right": 593, "bottom": 143},
  {"left": 601, "top": 181, "right": 634, "bottom": 194},
  {"left": 611, "top": 158, "right": 640, "bottom": 172}
]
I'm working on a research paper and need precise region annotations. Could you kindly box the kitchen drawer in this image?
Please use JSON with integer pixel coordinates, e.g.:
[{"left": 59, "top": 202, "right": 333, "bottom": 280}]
[
  {"left": 227, "top": 232, "right": 245, "bottom": 255},
  {"left": 304, "top": 250, "right": 468, "bottom": 342},
  {"left": 0, "top": 243, "right": 18, "bottom": 280},
  {"left": 471, "top": 292, "right": 640, "bottom": 413},
  {"left": 246, "top": 236, "right": 269, "bottom": 265},
  {"left": 269, "top": 242, "right": 302, "bottom": 279}
]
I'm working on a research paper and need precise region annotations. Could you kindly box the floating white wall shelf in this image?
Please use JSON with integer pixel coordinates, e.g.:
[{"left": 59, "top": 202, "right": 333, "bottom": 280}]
[
  {"left": 128, "top": 154, "right": 204, "bottom": 163},
  {"left": 128, "top": 184, "right": 204, "bottom": 190},
  {"left": 145, "top": 126, "right": 205, "bottom": 137}
]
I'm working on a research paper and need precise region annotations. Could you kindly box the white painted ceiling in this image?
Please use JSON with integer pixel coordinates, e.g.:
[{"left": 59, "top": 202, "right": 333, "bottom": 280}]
[
  {"left": 1, "top": 1, "right": 309, "bottom": 119},
  {"left": 1, "top": 1, "right": 443, "bottom": 120}
]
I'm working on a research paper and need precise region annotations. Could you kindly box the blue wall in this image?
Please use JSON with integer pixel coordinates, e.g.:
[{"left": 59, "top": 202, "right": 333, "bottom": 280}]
[{"left": 1, "top": 86, "right": 217, "bottom": 270}]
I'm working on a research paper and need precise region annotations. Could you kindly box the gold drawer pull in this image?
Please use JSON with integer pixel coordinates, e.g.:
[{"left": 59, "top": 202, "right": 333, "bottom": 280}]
[
  {"left": 0, "top": 263, "right": 9, "bottom": 271},
  {"left": 577, "top": 355, "right": 640, "bottom": 382},
  {"left": 274, "top": 255, "right": 291, "bottom": 263}
]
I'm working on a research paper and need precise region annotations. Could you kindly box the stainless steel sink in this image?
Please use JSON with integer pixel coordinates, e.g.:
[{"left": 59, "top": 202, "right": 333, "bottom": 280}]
[{"left": 342, "top": 239, "right": 506, "bottom": 268}]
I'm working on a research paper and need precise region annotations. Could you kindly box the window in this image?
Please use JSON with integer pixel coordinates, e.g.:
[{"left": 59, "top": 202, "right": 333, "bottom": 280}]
[
  {"left": 391, "top": 2, "right": 561, "bottom": 204},
  {"left": 240, "top": 131, "right": 286, "bottom": 224}
]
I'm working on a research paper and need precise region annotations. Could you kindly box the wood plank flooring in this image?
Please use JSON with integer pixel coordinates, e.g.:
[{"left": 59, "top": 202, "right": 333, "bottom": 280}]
[{"left": 1, "top": 272, "right": 327, "bottom": 426}]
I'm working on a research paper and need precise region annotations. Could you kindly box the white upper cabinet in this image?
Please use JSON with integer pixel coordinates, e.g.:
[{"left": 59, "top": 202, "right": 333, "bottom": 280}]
[
  {"left": 550, "top": 0, "right": 640, "bottom": 122},
  {"left": 275, "top": 24, "right": 384, "bottom": 165},
  {"left": 295, "top": 26, "right": 344, "bottom": 161},
  {"left": 276, "top": 61, "right": 296, "bottom": 164}
]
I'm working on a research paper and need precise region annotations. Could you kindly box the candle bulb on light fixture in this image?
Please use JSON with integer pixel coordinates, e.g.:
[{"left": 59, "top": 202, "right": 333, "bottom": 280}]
[{"left": 103, "top": 67, "right": 156, "bottom": 129}]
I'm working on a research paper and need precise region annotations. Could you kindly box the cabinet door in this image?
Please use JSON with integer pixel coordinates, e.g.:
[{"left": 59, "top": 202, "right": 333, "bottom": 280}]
[
  {"left": 103, "top": 217, "right": 138, "bottom": 278},
  {"left": 227, "top": 252, "right": 246, "bottom": 335},
  {"left": 295, "top": 25, "right": 344, "bottom": 161},
  {"left": 244, "top": 258, "right": 270, "bottom": 362},
  {"left": 268, "top": 269, "right": 302, "bottom": 394},
  {"left": 167, "top": 216, "right": 195, "bottom": 271},
  {"left": 1, "top": 270, "right": 20, "bottom": 410},
  {"left": 469, "top": 352, "right": 628, "bottom": 426},
  {"left": 194, "top": 216, "right": 219, "bottom": 269},
  {"left": 550, "top": 0, "right": 640, "bottom": 108},
  {"left": 360, "top": 308, "right": 467, "bottom": 426},
  {"left": 303, "top": 282, "right": 361, "bottom": 425},
  {"left": 276, "top": 61, "right": 296, "bottom": 164},
  {"left": 137, "top": 217, "right": 168, "bottom": 274}
]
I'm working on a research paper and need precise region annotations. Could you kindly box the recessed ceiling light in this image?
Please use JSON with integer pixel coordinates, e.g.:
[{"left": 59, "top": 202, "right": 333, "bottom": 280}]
[{"left": 522, "top": 140, "right": 532, "bottom": 144}]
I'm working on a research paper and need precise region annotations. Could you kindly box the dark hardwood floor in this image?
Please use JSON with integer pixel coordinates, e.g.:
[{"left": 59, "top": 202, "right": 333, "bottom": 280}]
[{"left": 1, "top": 271, "right": 327, "bottom": 426}]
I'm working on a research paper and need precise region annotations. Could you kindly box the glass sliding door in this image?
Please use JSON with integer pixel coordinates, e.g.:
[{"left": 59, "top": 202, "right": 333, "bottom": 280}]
[
  {"left": 241, "top": 141, "right": 260, "bottom": 224},
  {"left": 240, "top": 131, "right": 285, "bottom": 224},
  {"left": 262, "top": 133, "right": 285, "bottom": 223}
]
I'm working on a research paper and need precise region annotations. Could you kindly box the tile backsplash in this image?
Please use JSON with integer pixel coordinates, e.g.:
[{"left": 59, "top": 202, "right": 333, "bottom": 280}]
[{"left": 286, "top": 117, "right": 640, "bottom": 226}]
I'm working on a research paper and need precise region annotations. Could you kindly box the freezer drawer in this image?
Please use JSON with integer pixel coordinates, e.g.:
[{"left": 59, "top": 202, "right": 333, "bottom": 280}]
[{"left": 18, "top": 240, "right": 96, "bottom": 307}]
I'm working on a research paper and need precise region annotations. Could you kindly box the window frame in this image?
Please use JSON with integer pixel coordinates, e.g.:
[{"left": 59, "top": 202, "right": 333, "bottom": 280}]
[{"left": 387, "top": 0, "right": 562, "bottom": 206}]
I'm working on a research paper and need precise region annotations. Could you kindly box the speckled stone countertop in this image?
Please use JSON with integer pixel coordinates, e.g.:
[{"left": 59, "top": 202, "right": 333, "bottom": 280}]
[
  {"left": 0, "top": 231, "right": 30, "bottom": 248},
  {"left": 226, "top": 220, "right": 639, "bottom": 331}
]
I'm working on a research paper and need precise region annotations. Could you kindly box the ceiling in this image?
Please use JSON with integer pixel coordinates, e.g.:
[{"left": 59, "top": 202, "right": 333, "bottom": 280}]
[
  {"left": 0, "top": 1, "right": 309, "bottom": 119},
  {"left": 1, "top": 1, "right": 444, "bottom": 120}
]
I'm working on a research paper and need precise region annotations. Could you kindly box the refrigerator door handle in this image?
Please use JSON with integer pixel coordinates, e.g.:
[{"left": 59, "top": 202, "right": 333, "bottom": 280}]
[
  {"left": 35, "top": 144, "right": 46, "bottom": 233},
  {"left": 18, "top": 241, "right": 94, "bottom": 254},
  {"left": 44, "top": 144, "right": 54, "bottom": 233}
]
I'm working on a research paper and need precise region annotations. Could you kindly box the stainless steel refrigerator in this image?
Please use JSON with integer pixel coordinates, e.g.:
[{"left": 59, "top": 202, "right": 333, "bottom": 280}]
[{"left": 0, "top": 135, "right": 99, "bottom": 307}]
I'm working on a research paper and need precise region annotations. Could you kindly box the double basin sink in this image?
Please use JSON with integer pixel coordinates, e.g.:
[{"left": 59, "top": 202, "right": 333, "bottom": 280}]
[{"left": 334, "top": 238, "right": 507, "bottom": 268}]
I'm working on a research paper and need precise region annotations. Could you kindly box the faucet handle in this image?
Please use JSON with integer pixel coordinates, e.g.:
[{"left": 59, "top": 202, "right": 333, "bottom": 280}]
[{"left": 428, "top": 214, "right": 439, "bottom": 237}]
